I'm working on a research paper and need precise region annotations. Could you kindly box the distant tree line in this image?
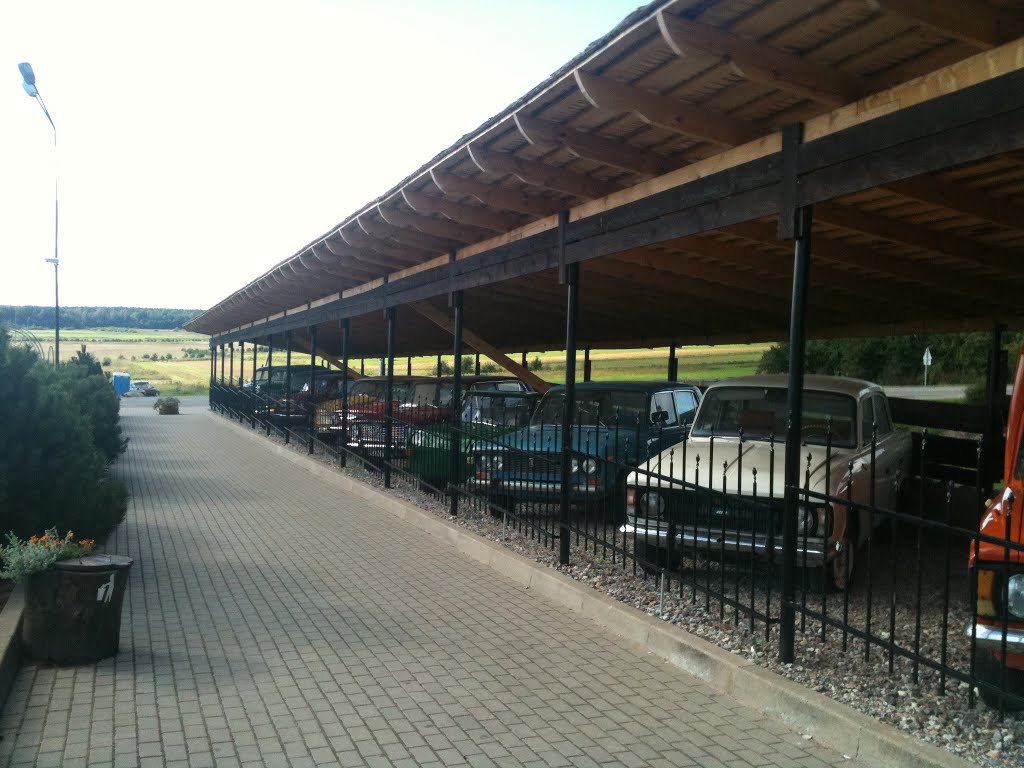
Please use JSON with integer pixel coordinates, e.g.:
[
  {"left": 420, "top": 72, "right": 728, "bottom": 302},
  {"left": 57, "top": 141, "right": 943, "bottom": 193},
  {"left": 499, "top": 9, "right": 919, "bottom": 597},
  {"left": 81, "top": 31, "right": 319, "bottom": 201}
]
[
  {"left": 0, "top": 305, "right": 202, "bottom": 330},
  {"left": 757, "top": 331, "right": 1024, "bottom": 393}
]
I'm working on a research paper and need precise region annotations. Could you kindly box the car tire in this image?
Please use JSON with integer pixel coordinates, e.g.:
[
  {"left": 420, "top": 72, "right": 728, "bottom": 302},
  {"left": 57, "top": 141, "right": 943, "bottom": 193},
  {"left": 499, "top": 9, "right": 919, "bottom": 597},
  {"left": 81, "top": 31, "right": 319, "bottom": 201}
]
[{"left": 975, "top": 648, "right": 1024, "bottom": 711}]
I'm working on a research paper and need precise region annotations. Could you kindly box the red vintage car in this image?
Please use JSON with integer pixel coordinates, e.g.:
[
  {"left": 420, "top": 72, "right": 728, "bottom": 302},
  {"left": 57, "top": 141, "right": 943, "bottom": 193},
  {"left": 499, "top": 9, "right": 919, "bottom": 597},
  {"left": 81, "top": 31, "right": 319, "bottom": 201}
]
[{"left": 969, "top": 348, "right": 1024, "bottom": 709}]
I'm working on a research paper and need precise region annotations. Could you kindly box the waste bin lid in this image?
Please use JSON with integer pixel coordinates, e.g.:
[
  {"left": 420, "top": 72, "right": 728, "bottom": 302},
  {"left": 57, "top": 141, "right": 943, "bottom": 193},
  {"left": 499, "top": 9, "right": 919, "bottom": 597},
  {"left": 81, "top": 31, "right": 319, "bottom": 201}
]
[{"left": 55, "top": 554, "right": 134, "bottom": 572}]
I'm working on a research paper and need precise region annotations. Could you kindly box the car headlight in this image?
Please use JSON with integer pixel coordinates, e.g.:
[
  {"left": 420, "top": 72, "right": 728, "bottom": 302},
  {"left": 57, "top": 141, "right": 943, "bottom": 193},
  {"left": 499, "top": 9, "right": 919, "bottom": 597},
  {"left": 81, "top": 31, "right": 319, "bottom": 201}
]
[
  {"left": 796, "top": 505, "right": 829, "bottom": 536},
  {"left": 491, "top": 454, "right": 503, "bottom": 472},
  {"left": 640, "top": 492, "right": 665, "bottom": 520},
  {"left": 1008, "top": 575, "right": 1024, "bottom": 619},
  {"left": 581, "top": 458, "right": 598, "bottom": 475}
]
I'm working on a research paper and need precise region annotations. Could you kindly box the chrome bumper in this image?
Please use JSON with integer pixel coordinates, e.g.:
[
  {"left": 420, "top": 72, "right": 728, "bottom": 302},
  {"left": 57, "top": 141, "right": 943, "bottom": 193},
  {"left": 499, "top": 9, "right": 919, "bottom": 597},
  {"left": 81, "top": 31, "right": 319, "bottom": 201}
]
[
  {"left": 620, "top": 522, "right": 828, "bottom": 565},
  {"left": 968, "top": 622, "right": 1024, "bottom": 652},
  {"left": 465, "top": 478, "right": 604, "bottom": 495}
]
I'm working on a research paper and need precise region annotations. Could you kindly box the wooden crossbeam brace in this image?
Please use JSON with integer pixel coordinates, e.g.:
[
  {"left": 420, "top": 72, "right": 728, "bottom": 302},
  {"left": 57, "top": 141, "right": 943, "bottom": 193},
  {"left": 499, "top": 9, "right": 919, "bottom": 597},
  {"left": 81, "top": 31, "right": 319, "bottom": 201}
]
[{"left": 410, "top": 301, "right": 551, "bottom": 392}]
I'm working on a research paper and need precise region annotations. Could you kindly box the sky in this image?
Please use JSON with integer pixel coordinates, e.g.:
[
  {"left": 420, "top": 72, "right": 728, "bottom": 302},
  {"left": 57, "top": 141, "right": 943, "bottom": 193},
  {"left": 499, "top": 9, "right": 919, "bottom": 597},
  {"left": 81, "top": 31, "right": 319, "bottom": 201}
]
[{"left": 1, "top": 0, "right": 644, "bottom": 311}]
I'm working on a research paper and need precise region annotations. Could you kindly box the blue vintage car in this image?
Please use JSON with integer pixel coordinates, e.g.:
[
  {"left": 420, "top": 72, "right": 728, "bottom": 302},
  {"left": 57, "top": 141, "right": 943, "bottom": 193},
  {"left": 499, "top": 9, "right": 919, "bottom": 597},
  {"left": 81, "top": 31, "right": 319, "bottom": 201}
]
[{"left": 467, "top": 380, "right": 701, "bottom": 511}]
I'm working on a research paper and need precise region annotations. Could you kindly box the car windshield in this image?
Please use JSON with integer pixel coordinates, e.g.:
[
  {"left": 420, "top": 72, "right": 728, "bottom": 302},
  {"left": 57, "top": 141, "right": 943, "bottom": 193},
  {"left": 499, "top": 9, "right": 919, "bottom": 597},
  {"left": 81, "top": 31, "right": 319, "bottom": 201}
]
[
  {"left": 531, "top": 390, "right": 646, "bottom": 427},
  {"left": 690, "top": 386, "right": 857, "bottom": 447},
  {"left": 408, "top": 383, "right": 452, "bottom": 406},
  {"left": 462, "top": 391, "right": 537, "bottom": 427},
  {"left": 347, "top": 380, "right": 417, "bottom": 402},
  {"left": 134, "top": 381, "right": 150, "bottom": 387}
]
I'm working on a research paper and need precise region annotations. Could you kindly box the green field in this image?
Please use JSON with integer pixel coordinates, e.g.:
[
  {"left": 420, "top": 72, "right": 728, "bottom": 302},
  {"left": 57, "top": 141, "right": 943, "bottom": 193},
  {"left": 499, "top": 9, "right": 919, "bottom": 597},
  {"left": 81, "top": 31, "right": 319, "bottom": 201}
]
[{"left": 12, "top": 328, "right": 769, "bottom": 395}]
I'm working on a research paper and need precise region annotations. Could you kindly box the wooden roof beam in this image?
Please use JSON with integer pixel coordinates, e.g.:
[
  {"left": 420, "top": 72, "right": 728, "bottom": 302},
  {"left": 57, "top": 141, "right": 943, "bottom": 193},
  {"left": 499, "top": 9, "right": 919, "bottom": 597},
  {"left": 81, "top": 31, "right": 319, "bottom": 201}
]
[
  {"left": 323, "top": 236, "right": 393, "bottom": 272},
  {"left": 513, "top": 113, "right": 677, "bottom": 177},
  {"left": 815, "top": 201, "right": 1023, "bottom": 276},
  {"left": 430, "top": 169, "right": 556, "bottom": 218},
  {"left": 467, "top": 145, "right": 622, "bottom": 200},
  {"left": 656, "top": 12, "right": 868, "bottom": 107},
  {"left": 872, "top": 0, "right": 1024, "bottom": 49},
  {"left": 409, "top": 301, "right": 552, "bottom": 392},
  {"left": 357, "top": 214, "right": 457, "bottom": 254},
  {"left": 309, "top": 244, "right": 379, "bottom": 282},
  {"left": 401, "top": 188, "right": 524, "bottom": 233},
  {"left": 884, "top": 174, "right": 1024, "bottom": 233},
  {"left": 377, "top": 203, "right": 491, "bottom": 244},
  {"left": 574, "top": 70, "right": 763, "bottom": 147},
  {"left": 337, "top": 226, "right": 425, "bottom": 267}
]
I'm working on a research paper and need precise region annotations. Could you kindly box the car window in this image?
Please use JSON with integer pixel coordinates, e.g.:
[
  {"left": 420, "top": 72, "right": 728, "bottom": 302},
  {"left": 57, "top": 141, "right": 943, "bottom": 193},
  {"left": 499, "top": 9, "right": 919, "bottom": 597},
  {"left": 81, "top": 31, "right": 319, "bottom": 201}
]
[
  {"left": 872, "top": 394, "right": 893, "bottom": 435},
  {"left": 673, "top": 390, "right": 698, "bottom": 424},
  {"left": 532, "top": 390, "right": 645, "bottom": 427},
  {"left": 496, "top": 381, "right": 526, "bottom": 392},
  {"left": 650, "top": 392, "right": 677, "bottom": 425},
  {"left": 860, "top": 397, "right": 874, "bottom": 444}
]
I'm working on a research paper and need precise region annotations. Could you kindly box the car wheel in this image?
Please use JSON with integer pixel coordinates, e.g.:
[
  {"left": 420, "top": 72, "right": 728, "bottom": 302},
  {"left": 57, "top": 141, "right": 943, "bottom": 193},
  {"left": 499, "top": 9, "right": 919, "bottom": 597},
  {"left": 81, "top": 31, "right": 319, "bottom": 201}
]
[{"left": 975, "top": 649, "right": 1024, "bottom": 711}]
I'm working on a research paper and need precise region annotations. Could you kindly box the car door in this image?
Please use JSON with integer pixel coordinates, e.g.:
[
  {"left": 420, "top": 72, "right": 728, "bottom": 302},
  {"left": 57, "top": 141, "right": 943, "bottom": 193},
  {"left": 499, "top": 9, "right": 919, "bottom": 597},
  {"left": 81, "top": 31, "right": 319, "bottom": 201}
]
[{"left": 647, "top": 390, "right": 681, "bottom": 458}]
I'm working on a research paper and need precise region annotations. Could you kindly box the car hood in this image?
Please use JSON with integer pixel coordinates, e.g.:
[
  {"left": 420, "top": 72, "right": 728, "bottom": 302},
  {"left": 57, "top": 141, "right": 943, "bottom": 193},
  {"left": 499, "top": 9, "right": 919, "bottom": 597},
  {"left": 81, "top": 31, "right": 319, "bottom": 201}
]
[{"left": 628, "top": 438, "right": 853, "bottom": 498}]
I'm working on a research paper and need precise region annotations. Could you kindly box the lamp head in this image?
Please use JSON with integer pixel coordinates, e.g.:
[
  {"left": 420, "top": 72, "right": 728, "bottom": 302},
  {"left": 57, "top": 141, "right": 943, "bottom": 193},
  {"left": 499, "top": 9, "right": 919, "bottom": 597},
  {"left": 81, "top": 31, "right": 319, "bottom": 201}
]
[{"left": 18, "top": 62, "right": 38, "bottom": 97}]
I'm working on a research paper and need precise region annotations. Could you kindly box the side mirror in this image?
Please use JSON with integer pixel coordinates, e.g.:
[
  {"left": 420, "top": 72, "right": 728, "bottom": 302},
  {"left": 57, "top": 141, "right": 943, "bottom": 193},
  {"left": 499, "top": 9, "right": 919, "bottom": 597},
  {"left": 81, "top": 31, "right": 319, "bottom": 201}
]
[{"left": 651, "top": 410, "right": 670, "bottom": 424}]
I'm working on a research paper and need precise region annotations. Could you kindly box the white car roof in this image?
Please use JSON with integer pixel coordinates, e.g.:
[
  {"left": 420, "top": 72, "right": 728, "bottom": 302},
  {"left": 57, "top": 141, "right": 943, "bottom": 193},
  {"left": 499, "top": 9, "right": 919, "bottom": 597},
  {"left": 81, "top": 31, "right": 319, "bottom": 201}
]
[{"left": 702, "top": 374, "right": 882, "bottom": 399}]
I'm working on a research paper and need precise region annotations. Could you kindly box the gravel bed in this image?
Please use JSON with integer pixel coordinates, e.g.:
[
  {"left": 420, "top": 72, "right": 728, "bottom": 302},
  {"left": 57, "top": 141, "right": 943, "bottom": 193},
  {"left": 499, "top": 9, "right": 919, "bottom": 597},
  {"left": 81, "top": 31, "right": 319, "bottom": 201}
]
[{"left": 244, "top": 419, "right": 1024, "bottom": 768}]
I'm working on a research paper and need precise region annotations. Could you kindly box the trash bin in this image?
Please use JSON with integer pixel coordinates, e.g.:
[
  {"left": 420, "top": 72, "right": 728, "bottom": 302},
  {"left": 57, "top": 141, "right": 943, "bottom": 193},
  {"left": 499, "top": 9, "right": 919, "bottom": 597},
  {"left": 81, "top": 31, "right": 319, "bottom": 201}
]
[{"left": 22, "top": 554, "right": 134, "bottom": 665}]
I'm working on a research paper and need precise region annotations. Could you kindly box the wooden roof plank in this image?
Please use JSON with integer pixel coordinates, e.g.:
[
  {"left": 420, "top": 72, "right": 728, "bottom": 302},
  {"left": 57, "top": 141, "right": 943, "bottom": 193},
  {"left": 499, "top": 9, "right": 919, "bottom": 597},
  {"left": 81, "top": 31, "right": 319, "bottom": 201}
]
[
  {"left": 401, "top": 188, "right": 524, "bottom": 233},
  {"left": 357, "top": 213, "right": 457, "bottom": 254},
  {"left": 467, "top": 144, "right": 622, "bottom": 199},
  {"left": 884, "top": 174, "right": 1024, "bottom": 232},
  {"left": 430, "top": 169, "right": 557, "bottom": 217},
  {"left": 874, "top": 0, "right": 1024, "bottom": 49},
  {"left": 377, "top": 203, "right": 490, "bottom": 243},
  {"left": 574, "top": 69, "right": 764, "bottom": 147}
]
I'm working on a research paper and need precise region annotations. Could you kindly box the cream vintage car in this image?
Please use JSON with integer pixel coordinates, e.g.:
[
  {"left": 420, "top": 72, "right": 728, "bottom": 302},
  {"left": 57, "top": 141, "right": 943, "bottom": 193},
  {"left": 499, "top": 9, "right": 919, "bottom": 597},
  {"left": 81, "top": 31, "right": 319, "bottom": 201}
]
[{"left": 622, "top": 375, "right": 911, "bottom": 591}]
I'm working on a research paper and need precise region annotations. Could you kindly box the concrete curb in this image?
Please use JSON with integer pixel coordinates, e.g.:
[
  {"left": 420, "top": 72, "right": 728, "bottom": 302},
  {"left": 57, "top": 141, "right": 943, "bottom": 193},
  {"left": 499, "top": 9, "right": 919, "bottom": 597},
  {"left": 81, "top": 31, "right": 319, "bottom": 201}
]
[
  {"left": 0, "top": 584, "right": 24, "bottom": 718},
  {"left": 217, "top": 413, "right": 971, "bottom": 768}
]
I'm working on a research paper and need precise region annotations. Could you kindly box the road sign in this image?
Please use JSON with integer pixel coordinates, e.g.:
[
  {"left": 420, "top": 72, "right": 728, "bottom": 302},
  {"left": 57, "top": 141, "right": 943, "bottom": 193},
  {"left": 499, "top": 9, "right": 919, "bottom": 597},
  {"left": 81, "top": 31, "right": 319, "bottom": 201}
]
[{"left": 923, "top": 347, "right": 933, "bottom": 366}]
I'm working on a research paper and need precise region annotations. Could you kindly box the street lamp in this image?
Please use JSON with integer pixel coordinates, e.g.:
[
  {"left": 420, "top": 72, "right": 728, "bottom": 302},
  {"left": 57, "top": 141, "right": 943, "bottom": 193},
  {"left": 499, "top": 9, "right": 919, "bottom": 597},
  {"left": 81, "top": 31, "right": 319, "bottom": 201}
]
[{"left": 18, "top": 62, "right": 60, "bottom": 367}]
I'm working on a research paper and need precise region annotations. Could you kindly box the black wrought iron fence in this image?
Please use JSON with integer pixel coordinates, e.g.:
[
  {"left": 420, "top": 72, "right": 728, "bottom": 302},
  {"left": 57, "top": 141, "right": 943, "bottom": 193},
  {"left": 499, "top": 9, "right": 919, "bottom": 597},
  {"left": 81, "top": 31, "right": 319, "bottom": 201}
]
[{"left": 208, "top": 386, "right": 1024, "bottom": 716}]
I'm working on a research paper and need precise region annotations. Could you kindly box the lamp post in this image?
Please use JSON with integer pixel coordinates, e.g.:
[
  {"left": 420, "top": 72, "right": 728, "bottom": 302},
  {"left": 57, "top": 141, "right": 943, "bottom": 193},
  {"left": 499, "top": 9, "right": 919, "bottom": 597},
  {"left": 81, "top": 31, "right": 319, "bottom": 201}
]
[{"left": 18, "top": 62, "right": 59, "bottom": 367}]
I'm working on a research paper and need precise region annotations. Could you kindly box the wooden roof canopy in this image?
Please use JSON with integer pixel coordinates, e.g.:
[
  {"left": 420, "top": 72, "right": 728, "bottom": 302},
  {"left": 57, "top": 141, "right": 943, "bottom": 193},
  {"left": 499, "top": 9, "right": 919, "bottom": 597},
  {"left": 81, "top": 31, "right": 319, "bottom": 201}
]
[{"left": 188, "top": 0, "right": 1024, "bottom": 360}]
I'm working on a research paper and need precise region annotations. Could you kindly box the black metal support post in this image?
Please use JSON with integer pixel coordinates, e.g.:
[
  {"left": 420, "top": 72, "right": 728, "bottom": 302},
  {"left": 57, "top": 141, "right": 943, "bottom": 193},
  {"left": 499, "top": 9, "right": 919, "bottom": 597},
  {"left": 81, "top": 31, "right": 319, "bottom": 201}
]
[
  {"left": 229, "top": 343, "right": 234, "bottom": 391},
  {"left": 668, "top": 344, "right": 679, "bottom": 381},
  {"left": 450, "top": 291, "right": 464, "bottom": 517},
  {"left": 583, "top": 347, "right": 592, "bottom": 382},
  {"left": 984, "top": 325, "right": 1006, "bottom": 490},
  {"left": 341, "top": 319, "right": 350, "bottom": 468},
  {"left": 238, "top": 342, "right": 245, "bottom": 387},
  {"left": 265, "top": 336, "right": 274, "bottom": 436},
  {"left": 308, "top": 326, "right": 317, "bottom": 454},
  {"left": 250, "top": 340, "right": 258, "bottom": 428},
  {"left": 780, "top": 204, "right": 813, "bottom": 664},
  {"left": 284, "top": 331, "right": 293, "bottom": 444},
  {"left": 559, "top": 259, "right": 579, "bottom": 566},
  {"left": 384, "top": 308, "right": 396, "bottom": 489},
  {"left": 407, "top": 357, "right": 412, "bottom": 376},
  {"left": 219, "top": 345, "right": 225, "bottom": 385},
  {"left": 475, "top": 353, "right": 481, "bottom": 376}
]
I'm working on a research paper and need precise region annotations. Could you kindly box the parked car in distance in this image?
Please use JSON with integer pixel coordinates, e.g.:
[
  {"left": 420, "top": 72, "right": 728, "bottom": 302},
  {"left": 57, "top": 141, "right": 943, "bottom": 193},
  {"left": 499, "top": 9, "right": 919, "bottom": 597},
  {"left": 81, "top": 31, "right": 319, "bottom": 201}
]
[
  {"left": 622, "top": 375, "right": 911, "bottom": 591},
  {"left": 969, "top": 348, "right": 1024, "bottom": 710},
  {"left": 407, "top": 384, "right": 539, "bottom": 487},
  {"left": 123, "top": 380, "right": 159, "bottom": 397},
  {"left": 468, "top": 381, "right": 702, "bottom": 512}
]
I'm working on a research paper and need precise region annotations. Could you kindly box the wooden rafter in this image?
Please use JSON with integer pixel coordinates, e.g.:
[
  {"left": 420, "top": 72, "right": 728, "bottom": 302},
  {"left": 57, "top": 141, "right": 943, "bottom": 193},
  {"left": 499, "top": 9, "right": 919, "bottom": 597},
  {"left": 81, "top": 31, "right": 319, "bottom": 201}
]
[
  {"left": 884, "top": 175, "right": 1024, "bottom": 232},
  {"left": 467, "top": 145, "right": 622, "bottom": 199},
  {"left": 357, "top": 214, "right": 456, "bottom": 254},
  {"left": 377, "top": 203, "right": 490, "bottom": 244},
  {"left": 337, "top": 226, "right": 424, "bottom": 266},
  {"left": 874, "top": 0, "right": 1024, "bottom": 49},
  {"left": 656, "top": 12, "right": 868, "bottom": 107},
  {"left": 430, "top": 169, "right": 556, "bottom": 217},
  {"left": 401, "top": 188, "right": 524, "bottom": 233},
  {"left": 513, "top": 113, "right": 677, "bottom": 177},
  {"left": 323, "top": 237, "right": 394, "bottom": 271},
  {"left": 815, "top": 202, "right": 1023, "bottom": 276},
  {"left": 409, "top": 301, "right": 551, "bottom": 392},
  {"left": 574, "top": 70, "right": 763, "bottom": 147},
  {"left": 309, "top": 244, "right": 378, "bottom": 282}
]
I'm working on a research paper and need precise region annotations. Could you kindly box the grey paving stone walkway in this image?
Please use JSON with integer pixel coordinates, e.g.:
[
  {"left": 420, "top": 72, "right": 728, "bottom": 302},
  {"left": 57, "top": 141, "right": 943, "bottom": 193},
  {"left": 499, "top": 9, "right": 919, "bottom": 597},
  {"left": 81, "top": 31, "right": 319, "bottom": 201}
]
[{"left": 0, "top": 397, "right": 858, "bottom": 768}]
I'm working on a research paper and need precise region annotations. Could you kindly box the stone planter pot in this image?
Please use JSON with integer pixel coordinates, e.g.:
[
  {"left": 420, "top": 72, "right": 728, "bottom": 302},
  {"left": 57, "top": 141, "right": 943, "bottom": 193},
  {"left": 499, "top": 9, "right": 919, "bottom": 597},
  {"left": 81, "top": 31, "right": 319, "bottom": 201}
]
[
  {"left": 22, "top": 554, "right": 134, "bottom": 665},
  {"left": 158, "top": 403, "right": 178, "bottom": 414}
]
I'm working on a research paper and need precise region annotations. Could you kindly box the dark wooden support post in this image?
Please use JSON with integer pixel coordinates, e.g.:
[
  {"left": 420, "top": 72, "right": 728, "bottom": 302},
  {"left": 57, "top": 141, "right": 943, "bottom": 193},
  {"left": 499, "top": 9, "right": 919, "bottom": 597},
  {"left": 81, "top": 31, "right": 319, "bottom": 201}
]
[
  {"left": 668, "top": 344, "right": 679, "bottom": 381},
  {"left": 379, "top": 357, "right": 385, "bottom": 376},
  {"left": 583, "top": 347, "right": 592, "bottom": 382},
  {"left": 521, "top": 351, "right": 527, "bottom": 367},
  {"left": 219, "top": 345, "right": 225, "bottom": 385},
  {"left": 436, "top": 354, "right": 442, "bottom": 376},
  {"left": 228, "top": 343, "right": 234, "bottom": 391},
  {"left": 308, "top": 325, "right": 318, "bottom": 454},
  {"left": 341, "top": 319, "right": 350, "bottom": 468},
  {"left": 407, "top": 357, "right": 412, "bottom": 376},
  {"left": 559, "top": 210, "right": 576, "bottom": 566},
  {"left": 475, "top": 352, "right": 481, "bottom": 376},
  {"left": 780, "top": 205, "right": 813, "bottom": 664},
  {"left": 450, "top": 290, "right": 464, "bottom": 517},
  {"left": 985, "top": 325, "right": 1007, "bottom": 491},
  {"left": 384, "top": 308, "right": 396, "bottom": 489},
  {"left": 238, "top": 342, "right": 245, "bottom": 387},
  {"left": 284, "top": 331, "right": 293, "bottom": 444},
  {"left": 208, "top": 344, "right": 215, "bottom": 409}
]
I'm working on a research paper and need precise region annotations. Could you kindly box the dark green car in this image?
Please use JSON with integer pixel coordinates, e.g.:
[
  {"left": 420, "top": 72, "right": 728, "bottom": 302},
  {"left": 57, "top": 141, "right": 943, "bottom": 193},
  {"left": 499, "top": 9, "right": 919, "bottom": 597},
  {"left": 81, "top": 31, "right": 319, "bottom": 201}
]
[{"left": 407, "top": 386, "right": 538, "bottom": 488}]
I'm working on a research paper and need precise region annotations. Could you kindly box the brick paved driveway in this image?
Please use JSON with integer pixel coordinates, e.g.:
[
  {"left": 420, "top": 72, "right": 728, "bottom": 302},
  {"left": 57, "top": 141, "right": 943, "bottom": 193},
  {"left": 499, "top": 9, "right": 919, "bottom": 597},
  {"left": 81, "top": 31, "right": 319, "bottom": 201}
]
[{"left": 0, "top": 398, "right": 857, "bottom": 768}]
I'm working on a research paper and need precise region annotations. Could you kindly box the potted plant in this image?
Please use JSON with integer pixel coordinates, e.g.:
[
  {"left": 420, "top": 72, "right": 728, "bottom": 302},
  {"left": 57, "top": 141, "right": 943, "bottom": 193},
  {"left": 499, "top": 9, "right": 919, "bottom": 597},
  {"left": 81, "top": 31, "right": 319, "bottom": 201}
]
[
  {"left": 0, "top": 528, "right": 133, "bottom": 664},
  {"left": 153, "top": 396, "right": 180, "bottom": 415}
]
